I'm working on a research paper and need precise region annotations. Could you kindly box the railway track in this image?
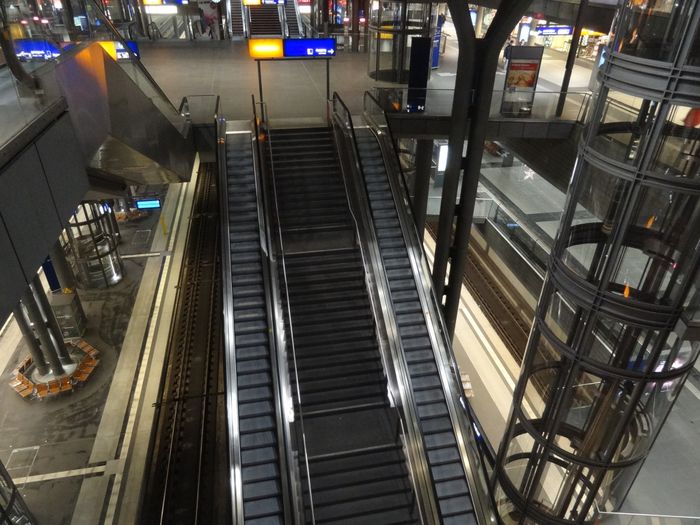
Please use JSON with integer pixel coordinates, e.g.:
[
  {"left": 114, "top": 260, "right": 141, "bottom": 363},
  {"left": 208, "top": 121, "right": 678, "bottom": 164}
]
[
  {"left": 426, "top": 221, "right": 531, "bottom": 363},
  {"left": 142, "top": 165, "right": 230, "bottom": 524}
]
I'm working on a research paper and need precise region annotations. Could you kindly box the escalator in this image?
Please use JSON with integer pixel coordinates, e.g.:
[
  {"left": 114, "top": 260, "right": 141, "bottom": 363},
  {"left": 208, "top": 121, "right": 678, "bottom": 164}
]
[
  {"left": 231, "top": 0, "right": 246, "bottom": 37},
  {"left": 267, "top": 127, "right": 421, "bottom": 523},
  {"left": 330, "top": 93, "right": 493, "bottom": 524},
  {"left": 284, "top": 0, "right": 301, "bottom": 37},
  {"left": 220, "top": 126, "right": 292, "bottom": 524},
  {"left": 353, "top": 128, "right": 478, "bottom": 523}
]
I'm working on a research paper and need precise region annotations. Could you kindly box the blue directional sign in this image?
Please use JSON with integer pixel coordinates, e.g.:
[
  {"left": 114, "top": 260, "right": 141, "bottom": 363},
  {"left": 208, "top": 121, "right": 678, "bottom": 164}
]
[{"left": 283, "top": 38, "right": 336, "bottom": 58}]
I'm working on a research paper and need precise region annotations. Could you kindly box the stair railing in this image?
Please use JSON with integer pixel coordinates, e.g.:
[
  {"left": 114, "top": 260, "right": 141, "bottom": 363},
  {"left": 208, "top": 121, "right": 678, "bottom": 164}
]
[
  {"left": 330, "top": 92, "right": 443, "bottom": 525},
  {"left": 252, "top": 96, "right": 316, "bottom": 525},
  {"left": 363, "top": 90, "right": 499, "bottom": 525}
]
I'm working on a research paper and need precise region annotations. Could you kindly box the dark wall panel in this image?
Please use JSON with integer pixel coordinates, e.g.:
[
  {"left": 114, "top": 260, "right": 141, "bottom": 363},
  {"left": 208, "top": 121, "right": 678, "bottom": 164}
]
[
  {"left": 0, "top": 147, "right": 62, "bottom": 277},
  {"left": 0, "top": 220, "right": 27, "bottom": 323},
  {"left": 35, "top": 114, "right": 88, "bottom": 223}
]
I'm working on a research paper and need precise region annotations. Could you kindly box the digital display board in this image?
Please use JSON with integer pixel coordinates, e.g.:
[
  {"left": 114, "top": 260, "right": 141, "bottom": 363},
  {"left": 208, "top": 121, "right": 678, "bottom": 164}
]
[
  {"left": 536, "top": 25, "right": 573, "bottom": 36},
  {"left": 283, "top": 38, "right": 335, "bottom": 57},
  {"left": 135, "top": 199, "right": 161, "bottom": 210}
]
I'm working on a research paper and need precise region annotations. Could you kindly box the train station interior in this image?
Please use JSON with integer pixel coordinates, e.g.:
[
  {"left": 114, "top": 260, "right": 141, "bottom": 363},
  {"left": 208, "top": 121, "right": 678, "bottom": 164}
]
[{"left": 1, "top": 0, "right": 699, "bottom": 523}]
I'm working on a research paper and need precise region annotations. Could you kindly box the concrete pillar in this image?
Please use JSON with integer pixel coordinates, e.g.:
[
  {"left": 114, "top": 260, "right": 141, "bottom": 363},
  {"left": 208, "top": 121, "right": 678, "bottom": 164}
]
[
  {"left": 21, "top": 285, "right": 65, "bottom": 376},
  {"left": 12, "top": 304, "right": 50, "bottom": 376},
  {"left": 49, "top": 239, "right": 77, "bottom": 291},
  {"left": 31, "top": 276, "right": 73, "bottom": 366}
]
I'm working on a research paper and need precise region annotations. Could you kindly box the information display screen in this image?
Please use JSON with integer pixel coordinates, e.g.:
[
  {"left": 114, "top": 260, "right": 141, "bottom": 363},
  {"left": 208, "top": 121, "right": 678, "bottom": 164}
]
[
  {"left": 283, "top": 38, "right": 336, "bottom": 57},
  {"left": 135, "top": 199, "right": 161, "bottom": 210}
]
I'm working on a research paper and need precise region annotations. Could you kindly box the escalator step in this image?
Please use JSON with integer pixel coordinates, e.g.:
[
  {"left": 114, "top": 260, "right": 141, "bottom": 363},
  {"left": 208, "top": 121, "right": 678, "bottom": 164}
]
[
  {"left": 243, "top": 479, "right": 281, "bottom": 501},
  {"left": 240, "top": 430, "right": 276, "bottom": 450},
  {"left": 435, "top": 478, "right": 470, "bottom": 499},
  {"left": 241, "top": 446, "right": 278, "bottom": 466}
]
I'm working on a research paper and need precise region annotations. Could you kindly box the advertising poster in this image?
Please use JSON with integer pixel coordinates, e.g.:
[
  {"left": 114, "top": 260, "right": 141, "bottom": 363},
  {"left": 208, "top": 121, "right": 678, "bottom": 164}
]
[{"left": 501, "top": 45, "right": 544, "bottom": 117}]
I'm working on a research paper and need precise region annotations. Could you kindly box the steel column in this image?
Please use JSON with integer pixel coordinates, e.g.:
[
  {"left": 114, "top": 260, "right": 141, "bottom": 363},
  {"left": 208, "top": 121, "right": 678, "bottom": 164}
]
[
  {"left": 439, "top": 0, "right": 532, "bottom": 338},
  {"left": 21, "top": 284, "right": 65, "bottom": 376},
  {"left": 12, "top": 304, "right": 50, "bottom": 376},
  {"left": 556, "top": 0, "right": 588, "bottom": 117},
  {"left": 31, "top": 276, "right": 73, "bottom": 365},
  {"left": 412, "top": 139, "right": 433, "bottom": 240}
]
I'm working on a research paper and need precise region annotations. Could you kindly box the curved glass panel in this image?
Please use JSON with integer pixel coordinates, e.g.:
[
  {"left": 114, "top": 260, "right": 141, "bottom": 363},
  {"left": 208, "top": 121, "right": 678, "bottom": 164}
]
[
  {"left": 590, "top": 90, "right": 659, "bottom": 166},
  {"left": 615, "top": 0, "right": 692, "bottom": 62},
  {"left": 649, "top": 104, "right": 700, "bottom": 181},
  {"left": 561, "top": 162, "right": 632, "bottom": 282}
]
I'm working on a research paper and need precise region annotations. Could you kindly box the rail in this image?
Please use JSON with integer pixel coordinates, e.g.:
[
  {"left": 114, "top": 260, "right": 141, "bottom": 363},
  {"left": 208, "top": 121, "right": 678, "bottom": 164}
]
[
  {"left": 216, "top": 115, "right": 242, "bottom": 523},
  {"left": 372, "top": 87, "right": 592, "bottom": 123},
  {"left": 330, "top": 92, "right": 441, "bottom": 524},
  {"left": 363, "top": 89, "right": 498, "bottom": 525},
  {"left": 251, "top": 96, "right": 315, "bottom": 524}
]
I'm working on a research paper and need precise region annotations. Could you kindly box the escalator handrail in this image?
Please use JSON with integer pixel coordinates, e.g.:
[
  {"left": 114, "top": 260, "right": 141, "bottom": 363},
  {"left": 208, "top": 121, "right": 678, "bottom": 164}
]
[
  {"left": 252, "top": 97, "right": 316, "bottom": 525},
  {"left": 363, "top": 89, "right": 497, "bottom": 525},
  {"left": 330, "top": 92, "right": 442, "bottom": 525},
  {"left": 215, "top": 116, "right": 244, "bottom": 524},
  {"left": 249, "top": 99, "right": 300, "bottom": 525}
]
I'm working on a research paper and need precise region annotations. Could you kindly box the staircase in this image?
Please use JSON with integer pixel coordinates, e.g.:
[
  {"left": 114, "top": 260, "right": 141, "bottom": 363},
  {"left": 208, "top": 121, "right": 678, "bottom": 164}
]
[
  {"left": 248, "top": 5, "right": 282, "bottom": 37},
  {"left": 284, "top": 0, "right": 301, "bottom": 37},
  {"left": 230, "top": 0, "right": 245, "bottom": 37},
  {"left": 268, "top": 127, "right": 419, "bottom": 524}
]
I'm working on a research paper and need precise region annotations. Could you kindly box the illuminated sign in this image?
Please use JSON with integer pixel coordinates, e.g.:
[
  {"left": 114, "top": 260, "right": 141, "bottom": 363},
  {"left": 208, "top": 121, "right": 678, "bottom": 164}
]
[
  {"left": 283, "top": 38, "right": 335, "bottom": 57},
  {"left": 248, "top": 38, "right": 284, "bottom": 58},
  {"left": 536, "top": 25, "right": 573, "bottom": 36},
  {"left": 249, "top": 38, "right": 336, "bottom": 59},
  {"left": 242, "top": 0, "right": 261, "bottom": 5},
  {"left": 135, "top": 199, "right": 161, "bottom": 210},
  {"left": 14, "top": 39, "right": 64, "bottom": 61}
]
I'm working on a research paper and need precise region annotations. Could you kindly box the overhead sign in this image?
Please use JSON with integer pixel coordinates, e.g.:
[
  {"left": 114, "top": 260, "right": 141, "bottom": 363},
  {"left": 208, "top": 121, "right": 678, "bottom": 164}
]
[
  {"left": 283, "top": 38, "right": 335, "bottom": 57},
  {"left": 536, "top": 25, "right": 573, "bottom": 36}
]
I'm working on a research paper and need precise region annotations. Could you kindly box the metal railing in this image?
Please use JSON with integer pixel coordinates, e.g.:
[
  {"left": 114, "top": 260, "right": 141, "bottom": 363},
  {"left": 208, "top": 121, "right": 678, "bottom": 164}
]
[
  {"left": 251, "top": 96, "right": 315, "bottom": 524},
  {"left": 372, "top": 86, "right": 593, "bottom": 123},
  {"left": 363, "top": 88, "right": 500, "bottom": 525},
  {"left": 330, "top": 91, "right": 442, "bottom": 524}
]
